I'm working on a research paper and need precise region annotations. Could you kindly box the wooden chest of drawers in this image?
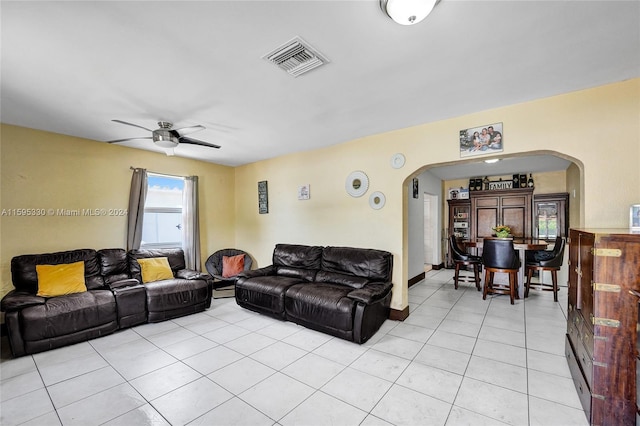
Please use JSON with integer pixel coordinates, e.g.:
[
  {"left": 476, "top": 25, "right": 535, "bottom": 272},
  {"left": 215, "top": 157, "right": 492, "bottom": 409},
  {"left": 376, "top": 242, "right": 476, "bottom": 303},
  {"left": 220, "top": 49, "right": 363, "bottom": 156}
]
[{"left": 566, "top": 229, "right": 640, "bottom": 425}]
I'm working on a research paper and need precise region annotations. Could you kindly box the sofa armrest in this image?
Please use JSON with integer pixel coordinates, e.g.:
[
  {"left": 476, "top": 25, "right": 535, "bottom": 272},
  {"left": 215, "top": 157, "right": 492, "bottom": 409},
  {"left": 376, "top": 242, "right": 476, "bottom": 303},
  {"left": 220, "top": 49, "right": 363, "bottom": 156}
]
[
  {"left": 238, "top": 265, "right": 276, "bottom": 279},
  {"left": 176, "top": 269, "right": 210, "bottom": 280},
  {"left": 1, "top": 290, "right": 46, "bottom": 312},
  {"left": 107, "top": 278, "right": 140, "bottom": 290},
  {"left": 347, "top": 282, "right": 393, "bottom": 304}
]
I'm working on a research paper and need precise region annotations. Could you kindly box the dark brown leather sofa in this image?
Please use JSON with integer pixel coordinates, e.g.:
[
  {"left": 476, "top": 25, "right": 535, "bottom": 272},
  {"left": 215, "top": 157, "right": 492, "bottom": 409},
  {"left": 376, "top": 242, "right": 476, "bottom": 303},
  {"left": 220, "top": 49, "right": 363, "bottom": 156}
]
[
  {"left": 1, "top": 247, "right": 212, "bottom": 357},
  {"left": 235, "top": 244, "right": 393, "bottom": 344}
]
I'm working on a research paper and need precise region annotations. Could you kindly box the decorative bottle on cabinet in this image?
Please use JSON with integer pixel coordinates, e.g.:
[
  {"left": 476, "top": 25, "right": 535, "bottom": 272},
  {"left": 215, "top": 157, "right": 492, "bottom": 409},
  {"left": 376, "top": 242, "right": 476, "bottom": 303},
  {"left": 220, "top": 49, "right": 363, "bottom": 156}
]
[{"left": 565, "top": 228, "right": 640, "bottom": 425}]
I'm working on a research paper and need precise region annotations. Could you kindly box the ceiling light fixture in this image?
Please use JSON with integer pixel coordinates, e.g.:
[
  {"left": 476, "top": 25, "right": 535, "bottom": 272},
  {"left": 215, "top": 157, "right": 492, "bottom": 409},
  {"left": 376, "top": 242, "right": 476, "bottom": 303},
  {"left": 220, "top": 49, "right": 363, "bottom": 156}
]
[
  {"left": 380, "top": 0, "right": 438, "bottom": 25},
  {"left": 484, "top": 159, "right": 501, "bottom": 164},
  {"left": 152, "top": 125, "right": 179, "bottom": 149}
]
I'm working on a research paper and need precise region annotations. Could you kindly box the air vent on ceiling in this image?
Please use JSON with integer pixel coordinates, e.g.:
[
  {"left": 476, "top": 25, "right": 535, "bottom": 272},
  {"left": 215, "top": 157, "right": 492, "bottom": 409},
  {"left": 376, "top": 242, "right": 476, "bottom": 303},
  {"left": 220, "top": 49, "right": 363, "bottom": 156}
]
[{"left": 262, "top": 36, "right": 329, "bottom": 77}]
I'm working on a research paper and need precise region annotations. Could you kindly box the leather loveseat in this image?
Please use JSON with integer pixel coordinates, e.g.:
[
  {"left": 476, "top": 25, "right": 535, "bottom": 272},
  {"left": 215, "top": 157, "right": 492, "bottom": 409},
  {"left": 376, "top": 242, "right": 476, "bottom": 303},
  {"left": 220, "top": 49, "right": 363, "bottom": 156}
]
[
  {"left": 235, "top": 244, "right": 393, "bottom": 344},
  {"left": 1, "top": 247, "right": 212, "bottom": 357}
]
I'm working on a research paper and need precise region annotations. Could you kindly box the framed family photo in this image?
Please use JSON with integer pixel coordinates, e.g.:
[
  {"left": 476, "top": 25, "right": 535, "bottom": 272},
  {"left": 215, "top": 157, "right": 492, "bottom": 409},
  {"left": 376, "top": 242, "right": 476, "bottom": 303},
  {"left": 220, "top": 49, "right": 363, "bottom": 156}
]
[{"left": 459, "top": 122, "right": 503, "bottom": 158}]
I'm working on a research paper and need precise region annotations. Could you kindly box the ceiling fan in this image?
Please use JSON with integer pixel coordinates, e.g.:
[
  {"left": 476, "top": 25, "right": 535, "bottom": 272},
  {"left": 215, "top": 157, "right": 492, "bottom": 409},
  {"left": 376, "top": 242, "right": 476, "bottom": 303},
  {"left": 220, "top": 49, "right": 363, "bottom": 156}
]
[{"left": 108, "top": 120, "right": 221, "bottom": 150}]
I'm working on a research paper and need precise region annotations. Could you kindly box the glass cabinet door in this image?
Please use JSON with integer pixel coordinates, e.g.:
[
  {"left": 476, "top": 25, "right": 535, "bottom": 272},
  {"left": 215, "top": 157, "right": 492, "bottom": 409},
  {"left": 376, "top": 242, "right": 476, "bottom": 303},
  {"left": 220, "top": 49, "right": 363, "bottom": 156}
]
[
  {"left": 533, "top": 193, "right": 569, "bottom": 241},
  {"left": 535, "top": 201, "right": 559, "bottom": 240}
]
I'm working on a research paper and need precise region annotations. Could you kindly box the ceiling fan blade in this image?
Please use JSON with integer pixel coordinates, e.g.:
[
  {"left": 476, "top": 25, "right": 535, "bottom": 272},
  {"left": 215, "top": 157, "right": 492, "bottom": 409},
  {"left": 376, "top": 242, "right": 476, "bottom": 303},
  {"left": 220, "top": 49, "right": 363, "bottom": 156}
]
[
  {"left": 107, "top": 137, "right": 153, "bottom": 144},
  {"left": 112, "top": 119, "right": 154, "bottom": 133},
  {"left": 172, "top": 124, "right": 205, "bottom": 137},
  {"left": 178, "top": 137, "right": 221, "bottom": 149}
]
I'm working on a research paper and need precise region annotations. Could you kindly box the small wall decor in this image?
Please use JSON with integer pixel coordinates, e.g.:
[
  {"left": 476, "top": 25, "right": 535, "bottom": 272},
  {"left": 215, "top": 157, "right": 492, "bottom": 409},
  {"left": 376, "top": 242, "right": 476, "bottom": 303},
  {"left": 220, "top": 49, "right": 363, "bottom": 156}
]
[
  {"left": 258, "top": 180, "right": 268, "bottom": 214},
  {"left": 412, "top": 178, "right": 419, "bottom": 199},
  {"left": 391, "top": 153, "right": 405, "bottom": 169},
  {"left": 369, "top": 191, "right": 386, "bottom": 210},
  {"left": 459, "top": 122, "right": 503, "bottom": 158},
  {"left": 631, "top": 204, "right": 640, "bottom": 231},
  {"left": 488, "top": 179, "right": 513, "bottom": 190},
  {"left": 345, "top": 171, "right": 369, "bottom": 198},
  {"left": 298, "top": 184, "right": 310, "bottom": 200}
]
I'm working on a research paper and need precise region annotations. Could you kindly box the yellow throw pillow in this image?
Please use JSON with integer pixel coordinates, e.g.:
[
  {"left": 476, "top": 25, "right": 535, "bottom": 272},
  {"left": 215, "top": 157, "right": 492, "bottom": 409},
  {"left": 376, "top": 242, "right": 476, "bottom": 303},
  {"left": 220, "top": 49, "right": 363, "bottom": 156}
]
[
  {"left": 36, "top": 261, "right": 87, "bottom": 297},
  {"left": 137, "top": 257, "right": 174, "bottom": 283}
]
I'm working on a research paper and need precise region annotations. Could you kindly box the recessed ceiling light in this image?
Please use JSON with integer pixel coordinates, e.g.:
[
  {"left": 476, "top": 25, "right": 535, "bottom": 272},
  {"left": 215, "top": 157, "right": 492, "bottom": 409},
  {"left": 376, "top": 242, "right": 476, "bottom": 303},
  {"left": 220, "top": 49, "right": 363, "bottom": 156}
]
[{"left": 484, "top": 159, "right": 500, "bottom": 164}]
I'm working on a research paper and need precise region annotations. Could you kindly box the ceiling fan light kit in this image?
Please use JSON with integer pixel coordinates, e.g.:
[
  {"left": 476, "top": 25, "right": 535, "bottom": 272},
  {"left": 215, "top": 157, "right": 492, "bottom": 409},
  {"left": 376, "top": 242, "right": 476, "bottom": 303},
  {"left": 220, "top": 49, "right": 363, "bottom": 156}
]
[
  {"left": 380, "top": 0, "right": 438, "bottom": 25},
  {"left": 108, "top": 120, "right": 221, "bottom": 153}
]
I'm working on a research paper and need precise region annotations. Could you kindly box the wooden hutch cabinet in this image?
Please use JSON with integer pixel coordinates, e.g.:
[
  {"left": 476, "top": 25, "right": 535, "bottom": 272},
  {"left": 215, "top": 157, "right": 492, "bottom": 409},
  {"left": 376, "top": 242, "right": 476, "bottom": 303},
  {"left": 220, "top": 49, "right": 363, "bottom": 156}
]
[
  {"left": 446, "top": 199, "right": 471, "bottom": 268},
  {"left": 470, "top": 187, "right": 533, "bottom": 239},
  {"left": 565, "top": 228, "right": 640, "bottom": 425}
]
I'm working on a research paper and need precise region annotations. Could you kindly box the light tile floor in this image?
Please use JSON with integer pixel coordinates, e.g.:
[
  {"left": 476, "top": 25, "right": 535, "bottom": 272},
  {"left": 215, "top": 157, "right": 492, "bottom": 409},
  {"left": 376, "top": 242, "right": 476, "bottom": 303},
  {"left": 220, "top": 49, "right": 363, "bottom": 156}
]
[{"left": 0, "top": 269, "right": 589, "bottom": 426}]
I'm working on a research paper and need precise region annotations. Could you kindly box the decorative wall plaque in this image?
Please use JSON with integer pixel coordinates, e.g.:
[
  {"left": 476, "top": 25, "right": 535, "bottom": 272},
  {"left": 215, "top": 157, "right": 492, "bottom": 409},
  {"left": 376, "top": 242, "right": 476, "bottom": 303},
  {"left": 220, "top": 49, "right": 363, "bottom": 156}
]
[{"left": 258, "top": 181, "right": 268, "bottom": 214}]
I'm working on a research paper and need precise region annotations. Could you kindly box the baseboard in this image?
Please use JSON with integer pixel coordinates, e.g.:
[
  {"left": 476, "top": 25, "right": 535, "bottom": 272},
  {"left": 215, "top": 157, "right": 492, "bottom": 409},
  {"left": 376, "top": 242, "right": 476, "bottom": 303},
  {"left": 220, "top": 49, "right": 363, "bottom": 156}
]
[
  {"left": 389, "top": 306, "right": 410, "bottom": 321},
  {"left": 431, "top": 262, "right": 445, "bottom": 270},
  {"left": 408, "top": 272, "right": 425, "bottom": 287}
]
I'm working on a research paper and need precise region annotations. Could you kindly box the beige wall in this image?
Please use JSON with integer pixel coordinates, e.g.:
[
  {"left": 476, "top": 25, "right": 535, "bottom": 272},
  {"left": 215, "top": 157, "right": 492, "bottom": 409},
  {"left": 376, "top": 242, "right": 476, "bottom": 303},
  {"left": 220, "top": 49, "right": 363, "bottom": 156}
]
[
  {"left": 1, "top": 79, "right": 638, "bottom": 314},
  {"left": 0, "top": 125, "right": 236, "bottom": 299},
  {"left": 235, "top": 79, "right": 640, "bottom": 312}
]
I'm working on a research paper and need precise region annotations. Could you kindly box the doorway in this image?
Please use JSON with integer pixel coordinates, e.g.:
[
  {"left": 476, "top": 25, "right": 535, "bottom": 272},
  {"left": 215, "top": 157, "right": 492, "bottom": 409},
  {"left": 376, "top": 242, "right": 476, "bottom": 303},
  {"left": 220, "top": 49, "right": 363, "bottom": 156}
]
[{"left": 423, "top": 193, "right": 440, "bottom": 270}]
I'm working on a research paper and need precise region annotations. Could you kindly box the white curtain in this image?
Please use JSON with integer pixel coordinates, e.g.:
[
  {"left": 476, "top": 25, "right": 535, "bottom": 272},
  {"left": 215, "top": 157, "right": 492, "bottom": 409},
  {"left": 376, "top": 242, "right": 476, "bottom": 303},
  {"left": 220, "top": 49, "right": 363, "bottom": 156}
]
[
  {"left": 182, "top": 176, "right": 201, "bottom": 270},
  {"left": 127, "top": 168, "right": 147, "bottom": 251}
]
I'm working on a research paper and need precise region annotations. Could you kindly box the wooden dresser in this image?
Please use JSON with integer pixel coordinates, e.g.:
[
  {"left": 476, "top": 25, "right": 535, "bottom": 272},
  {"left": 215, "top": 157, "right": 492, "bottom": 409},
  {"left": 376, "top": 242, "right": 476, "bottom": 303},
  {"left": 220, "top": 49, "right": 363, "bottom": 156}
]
[{"left": 565, "top": 228, "right": 640, "bottom": 425}]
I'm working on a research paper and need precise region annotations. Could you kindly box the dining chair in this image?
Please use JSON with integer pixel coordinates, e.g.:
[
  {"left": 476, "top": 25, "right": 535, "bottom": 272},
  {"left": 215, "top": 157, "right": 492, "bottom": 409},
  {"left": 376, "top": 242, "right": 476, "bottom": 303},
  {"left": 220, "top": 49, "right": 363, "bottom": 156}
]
[
  {"left": 525, "top": 236, "right": 565, "bottom": 301},
  {"left": 481, "top": 238, "right": 521, "bottom": 304},
  {"left": 449, "top": 235, "right": 482, "bottom": 290}
]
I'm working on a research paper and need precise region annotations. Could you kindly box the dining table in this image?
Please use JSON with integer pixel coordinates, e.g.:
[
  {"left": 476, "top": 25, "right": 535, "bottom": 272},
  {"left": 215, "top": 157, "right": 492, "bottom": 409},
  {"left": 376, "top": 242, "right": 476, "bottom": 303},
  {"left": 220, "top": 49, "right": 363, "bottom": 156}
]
[{"left": 463, "top": 238, "right": 549, "bottom": 299}]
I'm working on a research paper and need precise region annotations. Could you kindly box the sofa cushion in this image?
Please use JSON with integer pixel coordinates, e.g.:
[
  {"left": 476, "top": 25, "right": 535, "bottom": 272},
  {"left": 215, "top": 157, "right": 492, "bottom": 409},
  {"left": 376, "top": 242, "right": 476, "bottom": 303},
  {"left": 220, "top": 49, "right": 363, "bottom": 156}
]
[
  {"left": 128, "top": 248, "right": 186, "bottom": 283},
  {"left": 236, "top": 275, "right": 305, "bottom": 316},
  {"left": 137, "top": 257, "right": 174, "bottom": 283},
  {"left": 321, "top": 246, "right": 392, "bottom": 282},
  {"left": 36, "top": 261, "right": 87, "bottom": 297},
  {"left": 276, "top": 266, "right": 318, "bottom": 282},
  {"left": 20, "top": 290, "right": 116, "bottom": 341},
  {"left": 12, "top": 249, "right": 104, "bottom": 294},
  {"left": 98, "top": 248, "right": 130, "bottom": 285},
  {"left": 273, "top": 244, "right": 323, "bottom": 269},
  {"left": 315, "top": 271, "right": 370, "bottom": 289},
  {"left": 285, "top": 283, "right": 355, "bottom": 331},
  {"left": 144, "top": 278, "right": 209, "bottom": 312}
]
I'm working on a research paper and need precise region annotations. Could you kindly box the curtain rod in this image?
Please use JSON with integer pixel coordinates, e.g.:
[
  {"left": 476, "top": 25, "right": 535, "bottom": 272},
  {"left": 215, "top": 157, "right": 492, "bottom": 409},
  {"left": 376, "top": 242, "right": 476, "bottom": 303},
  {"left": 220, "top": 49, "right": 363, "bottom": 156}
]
[{"left": 129, "top": 167, "right": 186, "bottom": 180}]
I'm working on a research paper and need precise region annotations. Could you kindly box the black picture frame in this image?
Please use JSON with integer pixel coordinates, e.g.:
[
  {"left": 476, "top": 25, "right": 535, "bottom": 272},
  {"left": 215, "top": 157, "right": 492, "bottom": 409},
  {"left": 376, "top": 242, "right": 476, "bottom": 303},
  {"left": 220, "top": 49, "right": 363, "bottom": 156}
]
[
  {"left": 258, "top": 180, "right": 268, "bottom": 214},
  {"left": 412, "top": 178, "right": 419, "bottom": 199}
]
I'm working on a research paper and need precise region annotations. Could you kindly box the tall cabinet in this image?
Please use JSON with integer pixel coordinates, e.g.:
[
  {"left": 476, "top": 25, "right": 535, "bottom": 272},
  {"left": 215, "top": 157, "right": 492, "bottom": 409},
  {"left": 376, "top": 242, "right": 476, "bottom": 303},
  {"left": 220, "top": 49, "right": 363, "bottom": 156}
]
[
  {"left": 446, "top": 199, "right": 471, "bottom": 268},
  {"left": 470, "top": 188, "right": 533, "bottom": 239},
  {"left": 565, "top": 228, "right": 640, "bottom": 425}
]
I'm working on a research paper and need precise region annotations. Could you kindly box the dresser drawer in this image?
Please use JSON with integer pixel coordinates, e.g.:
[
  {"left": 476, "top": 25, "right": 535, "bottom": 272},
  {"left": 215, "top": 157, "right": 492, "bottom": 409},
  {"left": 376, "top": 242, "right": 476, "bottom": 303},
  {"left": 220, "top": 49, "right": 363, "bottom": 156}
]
[
  {"left": 576, "top": 332, "right": 594, "bottom": 388},
  {"left": 566, "top": 335, "right": 591, "bottom": 421}
]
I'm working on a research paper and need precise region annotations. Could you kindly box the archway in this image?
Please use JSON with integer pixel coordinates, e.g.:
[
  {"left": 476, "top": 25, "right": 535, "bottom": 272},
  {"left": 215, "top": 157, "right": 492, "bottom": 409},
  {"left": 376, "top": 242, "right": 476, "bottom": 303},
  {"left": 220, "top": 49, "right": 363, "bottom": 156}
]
[{"left": 399, "top": 150, "right": 584, "bottom": 318}]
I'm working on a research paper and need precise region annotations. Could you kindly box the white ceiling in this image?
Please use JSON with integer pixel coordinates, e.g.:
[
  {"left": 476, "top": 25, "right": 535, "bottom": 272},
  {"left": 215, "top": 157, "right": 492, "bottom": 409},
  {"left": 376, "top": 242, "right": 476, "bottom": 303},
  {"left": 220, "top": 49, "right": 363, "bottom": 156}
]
[{"left": 2, "top": 1, "right": 639, "bottom": 179}]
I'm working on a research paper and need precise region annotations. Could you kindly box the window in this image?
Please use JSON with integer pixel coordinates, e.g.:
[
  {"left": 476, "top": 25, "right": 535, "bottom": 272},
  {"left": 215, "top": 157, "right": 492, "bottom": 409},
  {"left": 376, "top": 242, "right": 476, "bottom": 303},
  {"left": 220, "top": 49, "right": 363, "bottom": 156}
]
[{"left": 141, "top": 174, "right": 184, "bottom": 248}]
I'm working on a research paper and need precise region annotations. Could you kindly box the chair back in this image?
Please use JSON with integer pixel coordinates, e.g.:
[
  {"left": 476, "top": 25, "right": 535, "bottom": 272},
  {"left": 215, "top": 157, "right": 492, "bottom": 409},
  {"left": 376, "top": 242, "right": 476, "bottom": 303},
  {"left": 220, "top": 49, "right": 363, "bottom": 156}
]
[
  {"left": 538, "top": 237, "right": 565, "bottom": 268},
  {"left": 482, "top": 238, "right": 520, "bottom": 270},
  {"left": 449, "top": 236, "right": 468, "bottom": 261}
]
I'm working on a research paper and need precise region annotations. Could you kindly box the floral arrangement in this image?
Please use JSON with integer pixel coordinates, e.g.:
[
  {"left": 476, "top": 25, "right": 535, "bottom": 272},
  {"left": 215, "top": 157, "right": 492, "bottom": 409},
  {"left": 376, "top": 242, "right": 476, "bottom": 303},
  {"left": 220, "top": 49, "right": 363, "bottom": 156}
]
[{"left": 492, "top": 225, "right": 511, "bottom": 237}]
